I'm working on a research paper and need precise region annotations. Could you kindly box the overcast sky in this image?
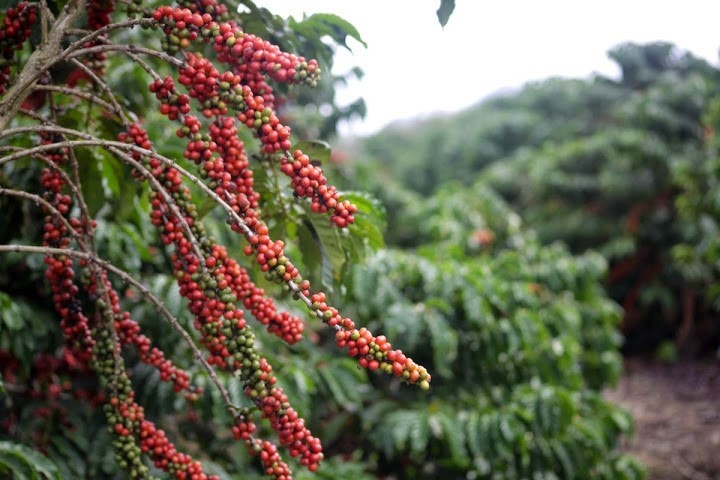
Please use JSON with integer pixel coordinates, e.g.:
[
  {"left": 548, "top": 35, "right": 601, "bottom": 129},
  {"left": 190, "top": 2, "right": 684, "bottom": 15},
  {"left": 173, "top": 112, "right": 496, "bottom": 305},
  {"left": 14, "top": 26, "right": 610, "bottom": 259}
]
[{"left": 262, "top": 1, "right": 720, "bottom": 137}]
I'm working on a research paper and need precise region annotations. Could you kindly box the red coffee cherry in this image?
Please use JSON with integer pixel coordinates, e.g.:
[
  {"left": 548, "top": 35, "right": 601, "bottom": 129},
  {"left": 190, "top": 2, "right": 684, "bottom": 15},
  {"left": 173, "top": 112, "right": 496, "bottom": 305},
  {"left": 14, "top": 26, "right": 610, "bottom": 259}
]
[{"left": 0, "top": 2, "right": 37, "bottom": 93}]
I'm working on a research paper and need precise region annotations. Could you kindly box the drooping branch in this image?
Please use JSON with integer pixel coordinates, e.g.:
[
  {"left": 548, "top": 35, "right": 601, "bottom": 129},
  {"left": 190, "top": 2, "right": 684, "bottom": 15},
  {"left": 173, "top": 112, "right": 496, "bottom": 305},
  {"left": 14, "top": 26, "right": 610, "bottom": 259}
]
[
  {"left": 0, "top": 243, "right": 241, "bottom": 415},
  {"left": 0, "top": 138, "right": 209, "bottom": 274},
  {"left": 0, "top": 187, "right": 82, "bottom": 245},
  {"left": 0, "top": 130, "right": 379, "bottom": 332}
]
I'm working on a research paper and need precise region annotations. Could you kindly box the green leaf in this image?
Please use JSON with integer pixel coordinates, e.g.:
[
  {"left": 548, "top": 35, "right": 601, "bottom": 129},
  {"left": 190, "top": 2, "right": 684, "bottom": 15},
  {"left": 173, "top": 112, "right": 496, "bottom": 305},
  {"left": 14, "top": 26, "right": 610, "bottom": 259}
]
[
  {"left": 343, "top": 191, "right": 386, "bottom": 252},
  {"left": 610, "top": 409, "right": 632, "bottom": 433},
  {"left": 317, "top": 362, "right": 363, "bottom": 408},
  {"left": 98, "top": 151, "right": 121, "bottom": 197},
  {"left": 0, "top": 442, "right": 63, "bottom": 480},
  {"left": 297, "top": 220, "right": 328, "bottom": 287},
  {"left": 193, "top": 195, "right": 220, "bottom": 220},
  {"left": 0, "top": 450, "right": 33, "bottom": 480},
  {"left": 199, "top": 460, "right": 232, "bottom": 480},
  {"left": 300, "top": 210, "right": 349, "bottom": 290},
  {"left": 48, "top": 436, "right": 85, "bottom": 478},
  {"left": 382, "top": 410, "right": 419, "bottom": 454},
  {"left": 433, "top": 411, "right": 468, "bottom": 463},
  {"left": 550, "top": 440, "right": 575, "bottom": 479},
  {"left": 294, "top": 140, "right": 331, "bottom": 164},
  {"left": 424, "top": 309, "right": 458, "bottom": 378},
  {"left": 436, "top": 0, "right": 456, "bottom": 27},
  {"left": 466, "top": 411, "right": 482, "bottom": 459},
  {"left": 0, "top": 291, "right": 23, "bottom": 330},
  {"left": 294, "top": 14, "right": 367, "bottom": 49},
  {"left": 77, "top": 148, "right": 106, "bottom": 217},
  {"left": 408, "top": 411, "right": 430, "bottom": 458}
]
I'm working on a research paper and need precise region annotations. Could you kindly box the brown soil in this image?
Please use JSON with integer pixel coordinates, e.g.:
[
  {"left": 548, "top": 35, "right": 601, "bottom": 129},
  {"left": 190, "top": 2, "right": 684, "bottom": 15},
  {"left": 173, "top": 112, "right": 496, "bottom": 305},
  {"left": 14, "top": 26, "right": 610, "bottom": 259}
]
[{"left": 605, "top": 357, "right": 720, "bottom": 480}]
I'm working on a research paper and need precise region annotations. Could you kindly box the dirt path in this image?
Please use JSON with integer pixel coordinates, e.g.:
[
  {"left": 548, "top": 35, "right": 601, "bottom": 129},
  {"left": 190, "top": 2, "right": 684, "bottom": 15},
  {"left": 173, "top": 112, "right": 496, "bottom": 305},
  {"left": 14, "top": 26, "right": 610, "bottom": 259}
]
[{"left": 605, "top": 358, "right": 720, "bottom": 480}]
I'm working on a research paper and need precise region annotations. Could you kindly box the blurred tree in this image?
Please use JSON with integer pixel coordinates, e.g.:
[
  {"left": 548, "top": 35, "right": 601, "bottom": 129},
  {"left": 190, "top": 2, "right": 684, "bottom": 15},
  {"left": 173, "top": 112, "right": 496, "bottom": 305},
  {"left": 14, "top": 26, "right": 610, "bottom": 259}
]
[{"left": 349, "top": 42, "right": 720, "bottom": 355}]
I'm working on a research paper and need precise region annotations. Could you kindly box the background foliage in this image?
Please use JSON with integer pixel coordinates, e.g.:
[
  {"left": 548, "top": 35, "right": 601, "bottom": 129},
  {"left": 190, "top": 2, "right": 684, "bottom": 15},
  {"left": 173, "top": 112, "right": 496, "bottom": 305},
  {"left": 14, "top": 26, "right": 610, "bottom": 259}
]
[{"left": 350, "top": 42, "right": 720, "bottom": 357}]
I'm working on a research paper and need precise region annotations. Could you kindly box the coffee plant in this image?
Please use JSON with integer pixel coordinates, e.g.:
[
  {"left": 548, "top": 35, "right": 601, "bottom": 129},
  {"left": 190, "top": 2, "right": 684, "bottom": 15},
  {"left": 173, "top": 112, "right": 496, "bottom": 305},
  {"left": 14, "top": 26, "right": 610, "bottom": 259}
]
[
  {"left": 0, "top": 1, "right": 428, "bottom": 478},
  {"left": 326, "top": 175, "right": 645, "bottom": 479}
]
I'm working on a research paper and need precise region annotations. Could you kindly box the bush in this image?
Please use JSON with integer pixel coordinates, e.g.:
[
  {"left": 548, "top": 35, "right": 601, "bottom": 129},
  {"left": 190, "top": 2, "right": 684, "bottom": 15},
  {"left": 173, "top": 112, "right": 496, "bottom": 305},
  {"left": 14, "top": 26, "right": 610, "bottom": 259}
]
[{"left": 339, "top": 185, "right": 642, "bottom": 479}]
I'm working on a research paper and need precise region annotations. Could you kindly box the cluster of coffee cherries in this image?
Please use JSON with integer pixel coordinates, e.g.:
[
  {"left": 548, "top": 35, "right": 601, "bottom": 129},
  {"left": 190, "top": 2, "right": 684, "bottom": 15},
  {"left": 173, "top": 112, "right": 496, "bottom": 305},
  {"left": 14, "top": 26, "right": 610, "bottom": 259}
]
[
  {"left": 81, "top": 0, "right": 115, "bottom": 77},
  {"left": 147, "top": 2, "right": 431, "bottom": 391},
  {"left": 93, "top": 305, "right": 216, "bottom": 480},
  {"left": 152, "top": 6, "right": 218, "bottom": 54},
  {"left": 212, "top": 23, "right": 321, "bottom": 91},
  {"left": 280, "top": 150, "right": 358, "bottom": 227},
  {"left": 120, "top": 122, "right": 323, "bottom": 476},
  {"left": 28, "top": 350, "right": 102, "bottom": 406},
  {"left": 211, "top": 244, "right": 305, "bottom": 345},
  {"left": 14, "top": 1, "right": 433, "bottom": 477},
  {"left": 35, "top": 127, "right": 210, "bottom": 478},
  {"left": 144, "top": 62, "right": 310, "bottom": 347},
  {"left": 0, "top": 1, "right": 36, "bottom": 93},
  {"left": 252, "top": 439, "right": 293, "bottom": 480},
  {"left": 313, "top": 291, "right": 433, "bottom": 390},
  {"left": 0, "top": 348, "right": 103, "bottom": 438},
  {"left": 87, "top": 0, "right": 115, "bottom": 30},
  {"left": 120, "top": 121, "right": 304, "bottom": 348},
  {"left": 155, "top": 1, "right": 318, "bottom": 109},
  {"left": 35, "top": 125, "right": 209, "bottom": 480},
  {"left": 177, "top": 0, "right": 229, "bottom": 21},
  {"left": 234, "top": 412, "right": 295, "bottom": 480},
  {"left": 150, "top": 4, "right": 361, "bottom": 248},
  {"left": 99, "top": 273, "right": 196, "bottom": 396},
  {"left": 38, "top": 133, "right": 96, "bottom": 363},
  {"left": 179, "top": 53, "right": 248, "bottom": 117},
  {"left": 149, "top": 76, "right": 190, "bottom": 120},
  {"left": 236, "top": 94, "right": 291, "bottom": 154},
  {"left": 206, "top": 116, "right": 260, "bottom": 210}
]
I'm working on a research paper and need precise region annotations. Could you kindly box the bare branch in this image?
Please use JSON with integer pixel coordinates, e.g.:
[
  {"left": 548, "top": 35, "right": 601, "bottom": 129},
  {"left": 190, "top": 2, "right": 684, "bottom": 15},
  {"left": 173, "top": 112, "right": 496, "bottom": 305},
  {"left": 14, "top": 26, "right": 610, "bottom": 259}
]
[
  {"left": 33, "top": 84, "right": 115, "bottom": 112},
  {"left": 39, "top": 0, "right": 53, "bottom": 42},
  {"left": 0, "top": 145, "right": 86, "bottom": 215},
  {"left": 67, "top": 43, "right": 185, "bottom": 68}
]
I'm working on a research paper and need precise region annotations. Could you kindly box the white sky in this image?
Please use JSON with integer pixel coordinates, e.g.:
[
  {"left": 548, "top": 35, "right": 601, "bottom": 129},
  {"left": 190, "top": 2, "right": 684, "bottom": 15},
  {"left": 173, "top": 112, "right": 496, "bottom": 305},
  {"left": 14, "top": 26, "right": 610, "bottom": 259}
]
[{"left": 262, "top": 1, "right": 720, "bottom": 137}]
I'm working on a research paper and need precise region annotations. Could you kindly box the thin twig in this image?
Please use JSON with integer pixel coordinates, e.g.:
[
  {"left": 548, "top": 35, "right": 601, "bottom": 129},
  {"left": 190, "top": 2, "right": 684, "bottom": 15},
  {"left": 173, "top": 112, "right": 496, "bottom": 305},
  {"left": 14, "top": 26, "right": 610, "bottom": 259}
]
[
  {"left": 68, "top": 59, "right": 130, "bottom": 126},
  {"left": 111, "top": 45, "right": 162, "bottom": 82},
  {"left": 0, "top": 130, "right": 334, "bottom": 326},
  {"left": 60, "top": 18, "right": 156, "bottom": 60},
  {"left": 67, "top": 43, "right": 184, "bottom": 69},
  {"left": 39, "top": 0, "right": 53, "bottom": 43},
  {"left": 32, "top": 85, "right": 115, "bottom": 112},
  {"left": 0, "top": 188, "right": 84, "bottom": 246},
  {"left": 0, "top": 145, "right": 86, "bottom": 215},
  {"left": 0, "top": 137, "right": 206, "bottom": 266}
]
